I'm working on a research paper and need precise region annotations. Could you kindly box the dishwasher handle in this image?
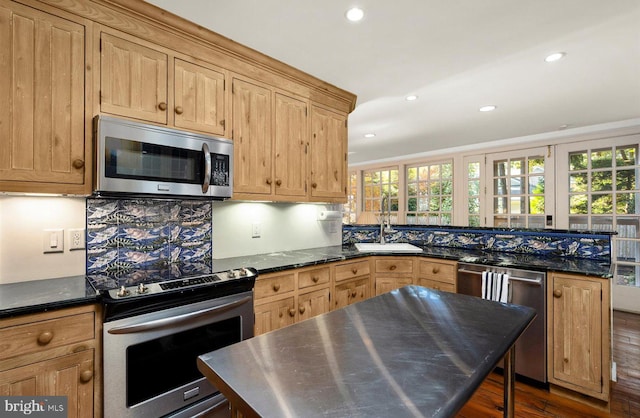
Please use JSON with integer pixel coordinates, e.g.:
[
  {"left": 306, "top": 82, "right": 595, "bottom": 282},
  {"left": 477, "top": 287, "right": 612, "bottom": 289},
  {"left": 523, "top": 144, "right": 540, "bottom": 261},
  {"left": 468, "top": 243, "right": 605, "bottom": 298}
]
[{"left": 457, "top": 268, "right": 543, "bottom": 286}]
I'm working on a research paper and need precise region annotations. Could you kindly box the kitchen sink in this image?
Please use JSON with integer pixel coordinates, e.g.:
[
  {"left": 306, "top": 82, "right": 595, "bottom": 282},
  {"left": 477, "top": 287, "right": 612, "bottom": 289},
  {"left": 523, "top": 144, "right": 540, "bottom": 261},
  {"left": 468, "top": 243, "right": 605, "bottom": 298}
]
[{"left": 354, "top": 243, "right": 423, "bottom": 253}]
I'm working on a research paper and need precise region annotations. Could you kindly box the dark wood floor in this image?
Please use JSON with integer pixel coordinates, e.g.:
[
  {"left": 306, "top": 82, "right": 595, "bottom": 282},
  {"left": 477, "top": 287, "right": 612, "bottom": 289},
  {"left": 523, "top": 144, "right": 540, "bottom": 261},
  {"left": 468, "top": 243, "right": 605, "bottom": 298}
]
[{"left": 456, "top": 310, "right": 640, "bottom": 417}]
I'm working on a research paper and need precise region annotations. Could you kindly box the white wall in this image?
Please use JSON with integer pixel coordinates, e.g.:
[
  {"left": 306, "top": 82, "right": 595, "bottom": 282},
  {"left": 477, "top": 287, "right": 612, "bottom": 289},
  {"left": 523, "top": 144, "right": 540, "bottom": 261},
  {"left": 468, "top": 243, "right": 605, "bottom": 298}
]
[{"left": 0, "top": 196, "right": 343, "bottom": 283}]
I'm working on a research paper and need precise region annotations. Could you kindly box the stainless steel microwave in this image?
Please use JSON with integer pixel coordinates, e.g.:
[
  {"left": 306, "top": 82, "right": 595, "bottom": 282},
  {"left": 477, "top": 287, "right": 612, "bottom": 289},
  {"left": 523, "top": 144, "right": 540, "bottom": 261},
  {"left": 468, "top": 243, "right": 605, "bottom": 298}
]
[{"left": 93, "top": 115, "right": 233, "bottom": 199}]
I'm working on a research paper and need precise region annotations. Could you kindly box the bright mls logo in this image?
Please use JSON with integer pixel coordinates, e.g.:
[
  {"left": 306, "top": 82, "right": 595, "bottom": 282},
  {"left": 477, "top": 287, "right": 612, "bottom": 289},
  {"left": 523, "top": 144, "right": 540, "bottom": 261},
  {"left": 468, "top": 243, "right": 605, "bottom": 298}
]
[{"left": 0, "top": 397, "right": 66, "bottom": 418}]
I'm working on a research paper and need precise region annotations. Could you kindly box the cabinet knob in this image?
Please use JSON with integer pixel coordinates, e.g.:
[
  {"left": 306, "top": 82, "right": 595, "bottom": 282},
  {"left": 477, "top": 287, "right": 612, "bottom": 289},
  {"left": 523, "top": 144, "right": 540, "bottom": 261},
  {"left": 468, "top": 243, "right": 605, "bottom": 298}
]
[
  {"left": 390, "top": 265, "right": 397, "bottom": 271},
  {"left": 299, "top": 306, "right": 306, "bottom": 314},
  {"left": 351, "top": 290, "right": 357, "bottom": 298},
  {"left": 37, "top": 331, "right": 53, "bottom": 345},
  {"left": 174, "top": 106, "right": 184, "bottom": 115},
  {"left": 351, "top": 268, "right": 358, "bottom": 275},
  {"left": 275, "top": 179, "right": 282, "bottom": 186},
  {"left": 266, "top": 178, "right": 273, "bottom": 185},
  {"left": 311, "top": 182, "right": 317, "bottom": 188},
  {"left": 272, "top": 283, "right": 280, "bottom": 292},
  {"left": 158, "top": 102, "right": 167, "bottom": 111},
  {"left": 80, "top": 370, "right": 93, "bottom": 383},
  {"left": 72, "top": 159, "right": 85, "bottom": 169},
  {"left": 553, "top": 289, "right": 562, "bottom": 298},
  {"left": 312, "top": 276, "right": 319, "bottom": 283},
  {"left": 288, "top": 308, "right": 296, "bottom": 317},
  {"left": 432, "top": 266, "right": 440, "bottom": 274},
  {"left": 220, "top": 119, "right": 225, "bottom": 128}
]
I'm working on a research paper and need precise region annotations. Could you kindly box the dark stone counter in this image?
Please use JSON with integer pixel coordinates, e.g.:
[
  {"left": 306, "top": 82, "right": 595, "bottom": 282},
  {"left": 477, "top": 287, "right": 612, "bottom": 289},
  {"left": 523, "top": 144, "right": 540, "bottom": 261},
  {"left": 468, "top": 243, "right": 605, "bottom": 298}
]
[
  {"left": 198, "top": 285, "right": 536, "bottom": 417},
  {"left": 0, "top": 276, "right": 99, "bottom": 319},
  {"left": 212, "top": 244, "right": 613, "bottom": 278}
]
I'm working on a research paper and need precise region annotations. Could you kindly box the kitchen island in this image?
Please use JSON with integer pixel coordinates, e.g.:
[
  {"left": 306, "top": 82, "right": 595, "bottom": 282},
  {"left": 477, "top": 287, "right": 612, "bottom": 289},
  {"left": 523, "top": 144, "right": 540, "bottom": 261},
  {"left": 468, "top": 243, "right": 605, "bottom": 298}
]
[{"left": 197, "top": 285, "right": 535, "bottom": 417}]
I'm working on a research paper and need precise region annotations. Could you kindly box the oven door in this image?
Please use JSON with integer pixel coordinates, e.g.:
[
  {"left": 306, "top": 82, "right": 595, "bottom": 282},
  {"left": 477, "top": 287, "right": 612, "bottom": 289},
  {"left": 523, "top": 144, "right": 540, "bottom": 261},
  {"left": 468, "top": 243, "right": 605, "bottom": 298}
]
[{"left": 103, "top": 291, "right": 253, "bottom": 418}]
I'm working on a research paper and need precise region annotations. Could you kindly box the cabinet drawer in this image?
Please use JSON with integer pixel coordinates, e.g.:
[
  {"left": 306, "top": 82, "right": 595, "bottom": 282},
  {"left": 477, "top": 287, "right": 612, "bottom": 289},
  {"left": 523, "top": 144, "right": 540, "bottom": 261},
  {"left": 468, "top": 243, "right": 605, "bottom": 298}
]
[
  {"left": 375, "top": 258, "right": 413, "bottom": 274},
  {"left": 298, "top": 267, "right": 330, "bottom": 289},
  {"left": 0, "top": 312, "right": 95, "bottom": 361},
  {"left": 418, "top": 278, "right": 456, "bottom": 293},
  {"left": 255, "top": 273, "right": 295, "bottom": 299},
  {"left": 419, "top": 260, "right": 456, "bottom": 284},
  {"left": 335, "top": 260, "right": 370, "bottom": 281}
]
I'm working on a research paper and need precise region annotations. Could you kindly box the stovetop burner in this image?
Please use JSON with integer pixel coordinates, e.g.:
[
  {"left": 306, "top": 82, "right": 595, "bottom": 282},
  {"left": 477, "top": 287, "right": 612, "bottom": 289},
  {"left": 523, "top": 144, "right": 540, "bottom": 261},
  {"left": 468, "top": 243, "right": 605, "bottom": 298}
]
[{"left": 96, "top": 267, "right": 258, "bottom": 322}]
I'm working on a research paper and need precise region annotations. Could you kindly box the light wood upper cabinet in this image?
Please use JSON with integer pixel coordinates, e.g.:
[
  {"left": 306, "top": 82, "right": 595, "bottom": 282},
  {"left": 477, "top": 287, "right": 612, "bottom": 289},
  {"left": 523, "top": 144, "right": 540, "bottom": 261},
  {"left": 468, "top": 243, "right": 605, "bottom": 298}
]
[
  {"left": 547, "top": 271, "right": 610, "bottom": 401},
  {"left": 274, "top": 92, "right": 308, "bottom": 198},
  {"left": 232, "top": 77, "right": 273, "bottom": 196},
  {"left": 310, "top": 105, "right": 348, "bottom": 202},
  {"left": 174, "top": 58, "right": 227, "bottom": 136},
  {"left": 0, "top": 1, "right": 88, "bottom": 193},
  {"left": 100, "top": 32, "right": 168, "bottom": 124}
]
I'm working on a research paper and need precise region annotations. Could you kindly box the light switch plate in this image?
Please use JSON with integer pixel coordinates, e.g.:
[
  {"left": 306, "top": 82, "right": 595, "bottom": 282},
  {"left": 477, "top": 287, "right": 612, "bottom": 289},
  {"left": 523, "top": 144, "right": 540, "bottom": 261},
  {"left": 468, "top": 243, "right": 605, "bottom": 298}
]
[{"left": 43, "top": 229, "right": 64, "bottom": 253}]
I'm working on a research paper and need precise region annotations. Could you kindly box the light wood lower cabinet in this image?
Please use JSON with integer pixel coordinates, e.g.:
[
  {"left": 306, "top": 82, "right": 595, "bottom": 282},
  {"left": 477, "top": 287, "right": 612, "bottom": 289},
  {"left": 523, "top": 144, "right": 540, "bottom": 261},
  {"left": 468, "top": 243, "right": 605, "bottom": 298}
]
[
  {"left": 253, "top": 266, "right": 331, "bottom": 335},
  {"left": 417, "top": 258, "right": 457, "bottom": 292},
  {"left": 374, "top": 257, "right": 415, "bottom": 296},
  {"left": 547, "top": 271, "right": 611, "bottom": 402},
  {"left": 332, "top": 259, "right": 371, "bottom": 310},
  {"left": 0, "top": 304, "right": 101, "bottom": 417}
]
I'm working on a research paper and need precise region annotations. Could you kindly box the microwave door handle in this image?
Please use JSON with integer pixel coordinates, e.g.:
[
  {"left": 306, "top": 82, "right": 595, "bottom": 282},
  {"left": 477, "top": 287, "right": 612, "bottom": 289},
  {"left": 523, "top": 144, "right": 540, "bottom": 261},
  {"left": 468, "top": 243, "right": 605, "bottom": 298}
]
[
  {"left": 107, "top": 296, "right": 252, "bottom": 334},
  {"left": 202, "top": 143, "right": 211, "bottom": 193}
]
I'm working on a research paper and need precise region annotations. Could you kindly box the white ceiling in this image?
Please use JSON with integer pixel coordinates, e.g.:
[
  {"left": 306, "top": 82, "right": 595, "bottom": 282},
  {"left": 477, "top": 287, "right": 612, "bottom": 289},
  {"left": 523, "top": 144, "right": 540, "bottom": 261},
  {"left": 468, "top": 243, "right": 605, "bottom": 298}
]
[{"left": 145, "top": 0, "right": 640, "bottom": 165}]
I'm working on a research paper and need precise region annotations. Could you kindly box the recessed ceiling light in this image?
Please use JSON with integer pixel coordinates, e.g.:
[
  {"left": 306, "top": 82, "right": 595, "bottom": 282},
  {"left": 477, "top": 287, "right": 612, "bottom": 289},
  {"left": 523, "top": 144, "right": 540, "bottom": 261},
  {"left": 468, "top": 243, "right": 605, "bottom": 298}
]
[
  {"left": 364, "top": 133, "right": 376, "bottom": 138},
  {"left": 479, "top": 105, "right": 496, "bottom": 112},
  {"left": 405, "top": 95, "right": 418, "bottom": 101},
  {"left": 545, "top": 52, "right": 566, "bottom": 63},
  {"left": 345, "top": 7, "right": 364, "bottom": 22}
]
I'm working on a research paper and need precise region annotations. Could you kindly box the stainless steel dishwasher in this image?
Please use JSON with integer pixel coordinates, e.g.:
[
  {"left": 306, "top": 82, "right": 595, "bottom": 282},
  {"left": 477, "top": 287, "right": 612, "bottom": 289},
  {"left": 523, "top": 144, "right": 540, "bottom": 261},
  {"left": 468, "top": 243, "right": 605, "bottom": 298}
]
[{"left": 456, "top": 262, "right": 547, "bottom": 385}]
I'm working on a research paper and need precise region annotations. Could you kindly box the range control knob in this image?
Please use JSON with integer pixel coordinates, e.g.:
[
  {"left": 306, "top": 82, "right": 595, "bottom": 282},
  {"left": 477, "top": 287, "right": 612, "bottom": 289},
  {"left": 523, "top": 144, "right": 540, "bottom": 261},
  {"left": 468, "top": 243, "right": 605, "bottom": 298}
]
[
  {"left": 227, "top": 270, "right": 237, "bottom": 279},
  {"left": 137, "top": 283, "right": 148, "bottom": 294},
  {"left": 239, "top": 268, "right": 248, "bottom": 277},
  {"left": 117, "top": 286, "right": 130, "bottom": 298}
]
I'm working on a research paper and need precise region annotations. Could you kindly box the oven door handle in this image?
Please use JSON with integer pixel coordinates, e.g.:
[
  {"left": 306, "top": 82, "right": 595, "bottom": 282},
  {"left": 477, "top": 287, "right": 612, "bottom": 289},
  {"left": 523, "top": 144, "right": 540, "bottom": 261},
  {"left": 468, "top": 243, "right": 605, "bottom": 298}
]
[{"left": 107, "top": 296, "right": 252, "bottom": 334}]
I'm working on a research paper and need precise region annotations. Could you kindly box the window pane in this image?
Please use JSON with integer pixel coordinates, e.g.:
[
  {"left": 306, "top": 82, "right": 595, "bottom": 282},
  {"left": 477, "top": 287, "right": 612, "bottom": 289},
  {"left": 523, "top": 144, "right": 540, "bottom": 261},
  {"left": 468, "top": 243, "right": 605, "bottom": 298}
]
[
  {"left": 510, "top": 216, "right": 526, "bottom": 228},
  {"left": 510, "top": 159, "right": 524, "bottom": 175},
  {"left": 591, "top": 194, "right": 613, "bottom": 214},
  {"left": 530, "top": 196, "right": 545, "bottom": 214},
  {"left": 419, "top": 166, "right": 429, "bottom": 180},
  {"left": 528, "top": 157, "right": 544, "bottom": 174},
  {"left": 592, "top": 171, "right": 612, "bottom": 191},
  {"left": 494, "top": 197, "right": 507, "bottom": 214},
  {"left": 407, "top": 167, "right": 417, "bottom": 182},
  {"left": 569, "top": 215, "right": 589, "bottom": 230},
  {"left": 407, "top": 183, "right": 418, "bottom": 196},
  {"left": 429, "top": 165, "right": 440, "bottom": 179},
  {"left": 381, "top": 171, "right": 390, "bottom": 183},
  {"left": 510, "top": 196, "right": 525, "bottom": 214},
  {"left": 615, "top": 264, "right": 636, "bottom": 286},
  {"left": 510, "top": 177, "right": 525, "bottom": 194},
  {"left": 441, "top": 196, "right": 452, "bottom": 211},
  {"left": 469, "top": 180, "right": 480, "bottom": 196},
  {"left": 616, "top": 192, "right": 638, "bottom": 214},
  {"left": 591, "top": 149, "right": 613, "bottom": 169},
  {"left": 408, "top": 197, "right": 417, "bottom": 212},
  {"left": 570, "top": 195, "right": 588, "bottom": 214},
  {"left": 529, "top": 216, "right": 545, "bottom": 229},
  {"left": 616, "top": 169, "right": 636, "bottom": 190},
  {"left": 442, "top": 179, "right": 453, "bottom": 195},
  {"left": 616, "top": 241, "right": 639, "bottom": 263},
  {"left": 616, "top": 217, "right": 639, "bottom": 238},
  {"left": 429, "top": 197, "right": 441, "bottom": 211},
  {"left": 591, "top": 216, "right": 613, "bottom": 231},
  {"left": 429, "top": 181, "right": 441, "bottom": 195},
  {"left": 419, "top": 197, "right": 428, "bottom": 211},
  {"left": 441, "top": 213, "right": 452, "bottom": 225},
  {"left": 570, "top": 173, "right": 588, "bottom": 192},
  {"left": 494, "top": 178, "right": 508, "bottom": 195},
  {"left": 468, "top": 197, "right": 480, "bottom": 214},
  {"left": 390, "top": 170, "right": 399, "bottom": 183},
  {"left": 442, "top": 163, "right": 452, "bottom": 178},
  {"left": 494, "top": 161, "right": 508, "bottom": 176},
  {"left": 364, "top": 186, "right": 374, "bottom": 198},
  {"left": 616, "top": 146, "right": 637, "bottom": 167},
  {"left": 529, "top": 176, "right": 545, "bottom": 194},
  {"left": 468, "top": 162, "right": 480, "bottom": 178},
  {"left": 494, "top": 216, "right": 509, "bottom": 227},
  {"left": 570, "top": 152, "right": 588, "bottom": 170},
  {"left": 469, "top": 215, "right": 480, "bottom": 227}
]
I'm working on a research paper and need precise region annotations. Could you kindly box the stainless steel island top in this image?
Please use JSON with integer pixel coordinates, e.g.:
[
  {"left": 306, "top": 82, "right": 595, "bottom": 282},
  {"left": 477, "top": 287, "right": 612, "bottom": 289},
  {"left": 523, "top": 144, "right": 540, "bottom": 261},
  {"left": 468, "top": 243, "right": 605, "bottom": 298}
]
[{"left": 197, "top": 285, "right": 535, "bottom": 418}]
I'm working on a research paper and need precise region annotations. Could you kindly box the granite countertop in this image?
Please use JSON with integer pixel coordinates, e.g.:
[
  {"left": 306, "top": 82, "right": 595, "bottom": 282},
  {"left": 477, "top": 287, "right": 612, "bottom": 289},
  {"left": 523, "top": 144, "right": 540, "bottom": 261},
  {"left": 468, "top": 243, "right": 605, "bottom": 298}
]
[
  {"left": 212, "top": 244, "right": 614, "bottom": 278},
  {"left": 0, "top": 275, "right": 99, "bottom": 320},
  {"left": 197, "top": 285, "right": 536, "bottom": 417}
]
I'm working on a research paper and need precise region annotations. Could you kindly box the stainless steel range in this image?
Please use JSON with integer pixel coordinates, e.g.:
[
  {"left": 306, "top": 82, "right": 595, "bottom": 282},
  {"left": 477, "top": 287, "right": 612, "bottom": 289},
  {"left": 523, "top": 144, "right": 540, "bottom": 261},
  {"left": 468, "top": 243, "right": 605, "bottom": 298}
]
[{"left": 95, "top": 268, "right": 257, "bottom": 418}]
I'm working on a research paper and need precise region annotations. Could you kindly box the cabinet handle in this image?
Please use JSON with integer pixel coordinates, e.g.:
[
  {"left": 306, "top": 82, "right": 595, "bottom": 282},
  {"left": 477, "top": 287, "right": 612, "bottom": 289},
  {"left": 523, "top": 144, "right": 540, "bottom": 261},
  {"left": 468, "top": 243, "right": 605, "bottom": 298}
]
[
  {"left": 311, "top": 182, "right": 317, "bottom": 188},
  {"left": 312, "top": 276, "right": 319, "bottom": 283},
  {"left": 266, "top": 178, "right": 273, "bottom": 185},
  {"left": 175, "top": 106, "right": 184, "bottom": 115},
  {"left": 432, "top": 266, "right": 440, "bottom": 274},
  {"left": 390, "top": 265, "right": 397, "bottom": 271},
  {"left": 37, "top": 331, "right": 53, "bottom": 345},
  {"left": 220, "top": 119, "right": 225, "bottom": 128},
  {"left": 72, "top": 159, "right": 85, "bottom": 169},
  {"left": 553, "top": 289, "right": 562, "bottom": 298},
  {"left": 288, "top": 308, "right": 296, "bottom": 317},
  {"left": 299, "top": 306, "right": 306, "bottom": 314},
  {"left": 275, "top": 179, "right": 282, "bottom": 186},
  {"left": 80, "top": 370, "right": 93, "bottom": 383},
  {"left": 351, "top": 268, "right": 358, "bottom": 275},
  {"left": 158, "top": 102, "right": 167, "bottom": 111},
  {"left": 351, "top": 290, "right": 357, "bottom": 298},
  {"left": 272, "top": 284, "right": 280, "bottom": 292}
]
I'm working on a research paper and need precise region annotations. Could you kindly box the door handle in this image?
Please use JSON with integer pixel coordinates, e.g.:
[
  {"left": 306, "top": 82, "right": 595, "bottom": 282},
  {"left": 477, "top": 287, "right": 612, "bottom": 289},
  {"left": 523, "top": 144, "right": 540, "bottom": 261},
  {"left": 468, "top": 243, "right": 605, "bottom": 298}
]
[{"left": 202, "top": 143, "right": 211, "bottom": 193}]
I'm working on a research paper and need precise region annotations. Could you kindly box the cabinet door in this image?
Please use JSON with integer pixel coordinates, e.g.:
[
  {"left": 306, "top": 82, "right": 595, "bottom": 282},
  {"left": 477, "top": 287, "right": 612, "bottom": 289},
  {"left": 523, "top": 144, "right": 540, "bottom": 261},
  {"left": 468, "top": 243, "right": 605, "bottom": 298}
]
[
  {"left": 334, "top": 278, "right": 369, "bottom": 310},
  {"left": 274, "top": 92, "right": 307, "bottom": 198},
  {"left": 0, "top": 2, "right": 85, "bottom": 187},
  {"left": 298, "top": 288, "right": 330, "bottom": 322},
  {"left": 310, "top": 105, "right": 347, "bottom": 201},
  {"left": 375, "top": 277, "right": 413, "bottom": 296},
  {"left": 174, "top": 58, "right": 226, "bottom": 136},
  {"left": 254, "top": 297, "right": 295, "bottom": 336},
  {"left": 548, "top": 273, "right": 607, "bottom": 399},
  {"left": 0, "top": 350, "right": 94, "bottom": 418},
  {"left": 100, "top": 32, "right": 167, "bottom": 124},
  {"left": 232, "top": 78, "right": 272, "bottom": 195}
]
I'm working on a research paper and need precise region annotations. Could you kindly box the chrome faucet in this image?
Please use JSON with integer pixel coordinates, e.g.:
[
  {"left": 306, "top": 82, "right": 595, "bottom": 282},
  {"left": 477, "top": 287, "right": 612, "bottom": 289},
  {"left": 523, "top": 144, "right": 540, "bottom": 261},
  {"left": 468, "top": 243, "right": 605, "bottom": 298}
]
[{"left": 380, "top": 194, "right": 395, "bottom": 244}]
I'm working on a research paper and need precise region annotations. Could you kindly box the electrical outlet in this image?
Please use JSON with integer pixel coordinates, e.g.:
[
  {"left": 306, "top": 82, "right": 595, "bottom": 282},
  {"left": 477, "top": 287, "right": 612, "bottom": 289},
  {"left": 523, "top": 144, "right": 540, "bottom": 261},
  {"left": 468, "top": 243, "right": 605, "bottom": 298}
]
[
  {"left": 43, "top": 229, "right": 64, "bottom": 253},
  {"left": 68, "top": 228, "right": 86, "bottom": 250}
]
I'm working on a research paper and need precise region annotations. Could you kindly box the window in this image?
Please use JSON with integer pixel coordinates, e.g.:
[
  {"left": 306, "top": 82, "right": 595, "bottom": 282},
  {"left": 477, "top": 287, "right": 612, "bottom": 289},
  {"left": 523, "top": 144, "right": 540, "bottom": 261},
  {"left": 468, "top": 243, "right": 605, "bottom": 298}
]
[
  {"left": 406, "top": 161, "right": 453, "bottom": 225},
  {"left": 466, "top": 158, "right": 482, "bottom": 227},
  {"left": 363, "top": 167, "right": 399, "bottom": 221},
  {"left": 343, "top": 171, "right": 357, "bottom": 224}
]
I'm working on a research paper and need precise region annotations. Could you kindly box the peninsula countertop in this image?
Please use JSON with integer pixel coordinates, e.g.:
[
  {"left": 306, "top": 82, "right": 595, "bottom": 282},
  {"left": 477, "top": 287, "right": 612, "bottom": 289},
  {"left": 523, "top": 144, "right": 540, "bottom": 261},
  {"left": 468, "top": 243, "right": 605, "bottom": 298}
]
[{"left": 197, "top": 285, "right": 536, "bottom": 418}]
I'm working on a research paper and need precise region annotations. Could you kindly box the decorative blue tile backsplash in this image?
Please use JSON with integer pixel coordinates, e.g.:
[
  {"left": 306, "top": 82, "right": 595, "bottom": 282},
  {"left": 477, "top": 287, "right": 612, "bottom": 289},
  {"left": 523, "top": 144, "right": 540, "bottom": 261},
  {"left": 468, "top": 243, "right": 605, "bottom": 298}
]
[
  {"left": 342, "top": 225, "right": 613, "bottom": 262},
  {"left": 86, "top": 198, "right": 212, "bottom": 290}
]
